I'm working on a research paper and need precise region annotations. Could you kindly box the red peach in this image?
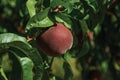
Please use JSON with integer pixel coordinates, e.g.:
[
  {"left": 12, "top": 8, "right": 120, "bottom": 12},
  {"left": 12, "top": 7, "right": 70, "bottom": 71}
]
[{"left": 37, "top": 23, "right": 73, "bottom": 57}]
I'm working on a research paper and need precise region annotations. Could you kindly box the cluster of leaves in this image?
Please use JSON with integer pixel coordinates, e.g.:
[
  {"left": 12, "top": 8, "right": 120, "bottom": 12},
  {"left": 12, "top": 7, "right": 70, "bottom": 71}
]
[
  {"left": 0, "top": 0, "right": 120, "bottom": 80},
  {"left": 25, "top": 0, "right": 113, "bottom": 58},
  {"left": 0, "top": 33, "right": 44, "bottom": 80}
]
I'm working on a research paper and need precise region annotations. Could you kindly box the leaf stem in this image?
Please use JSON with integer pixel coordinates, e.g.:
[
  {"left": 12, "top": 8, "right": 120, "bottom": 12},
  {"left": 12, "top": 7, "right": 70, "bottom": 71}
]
[{"left": 49, "top": 57, "right": 54, "bottom": 70}]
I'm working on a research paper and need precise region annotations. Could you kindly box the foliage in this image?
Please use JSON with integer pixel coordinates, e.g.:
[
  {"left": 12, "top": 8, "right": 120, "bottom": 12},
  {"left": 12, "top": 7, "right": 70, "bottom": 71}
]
[{"left": 0, "top": 0, "right": 120, "bottom": 80}]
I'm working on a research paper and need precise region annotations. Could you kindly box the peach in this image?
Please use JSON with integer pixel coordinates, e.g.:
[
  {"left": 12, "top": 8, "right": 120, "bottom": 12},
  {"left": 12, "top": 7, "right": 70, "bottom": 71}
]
[{"left": 37, "top": 23, "right": 73, "bottom": 56}]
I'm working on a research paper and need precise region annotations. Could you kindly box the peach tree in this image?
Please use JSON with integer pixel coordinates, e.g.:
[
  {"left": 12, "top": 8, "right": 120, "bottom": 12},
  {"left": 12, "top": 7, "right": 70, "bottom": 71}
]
[{"left": 0, "top": 0, "right": 120, "bottom": 80}]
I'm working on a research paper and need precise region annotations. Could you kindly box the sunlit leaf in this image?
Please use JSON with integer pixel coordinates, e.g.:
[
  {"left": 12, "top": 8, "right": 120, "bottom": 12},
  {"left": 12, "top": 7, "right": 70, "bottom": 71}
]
[
  {"left": 55, "top": 13, "right": 72, "bottom": 29},
  {"left": 69, "top": 0, "right": 80, "bottom": 4},
  {"left": 26, "top": 8, "right": 54, "bottom": 32},
  {"left": 20, "top": 57, "right": 34, "bottom": 80},
  {"left": 0, "top": 33, "right": 26, "bottom": 44},
  {"left": 1, "top": 53, "right": 12, "bottom": 73},
  {"left": 26, "top": 0, "right": 37, "bottom": 17},
  {"left": 0, "top": 68, "right": 8, "bottom": 80}
]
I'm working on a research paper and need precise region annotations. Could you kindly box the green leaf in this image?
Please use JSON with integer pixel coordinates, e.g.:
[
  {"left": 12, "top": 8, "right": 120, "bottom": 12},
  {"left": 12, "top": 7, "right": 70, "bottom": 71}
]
[
  {"left": 28, "top": 48, "right": 44, "bottom": 80},
  {"left": 0, "top": 33, "right": 29, "bottom": 46},
  {"left": 50, "top": 0, "right": 62, "bottom": 7},
  {"left": 0, "top": 68, "right": 8, "bottom": 80},
  {"left": 1, "top": 53, "right": 12, "bottom": 73},
  {"left": 26, "top": 0, "right": 37, "bottom": 17},
  {"left": 94, "top": 24, "right": 101, "bottom": 35},
  {"left": 63, "top": 61, "right": 73, "bottom": 80},
  {"left": 70, "top": 8, "right": 84, "bottom": 20},
  {"left": 84, "top": 0, "right": 99, "bottom": 13},
  {"left": 0, "top": 39, "right": 44, "bottom": 80},
  {"left": 20, "top": 57, "right": 34, "bottom": 80},
  {"left": 26, "top": 8, "right": 54, "bottom": 32},
  {"left": 8, "top": 50, "right": 23, "bottom": 80},
  {"left": 9, "top": 42, "right": 44, "bottom": 80},
  {"left": 7, "top": 52, "right": 34, "bottom": 80},
  {"left": 79, "top": 20, "right": 89, "bottom": 35},
  {"left": 64, "top": 2, "right": 73, "bottom": 13},
  {"left": 69, "top": 0, "right": 80, "bottom": 4},
  {"left": 8, "top": 41, "right": 44, "bottom": 80},
  {"left": 0, "top": 40, "right": 44, "bottom": 80},
  {"left": 77, "top": 40, "right": 90, "bottom": 58},
  {"left": 8, "top": 43, "right": 44, "bottom": 80},
  {"left": 8, "top": 41, "right": 32, "bottom": 57},
  {"left": 55, "top": 13, "right": 72, "bottom": 29}
]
